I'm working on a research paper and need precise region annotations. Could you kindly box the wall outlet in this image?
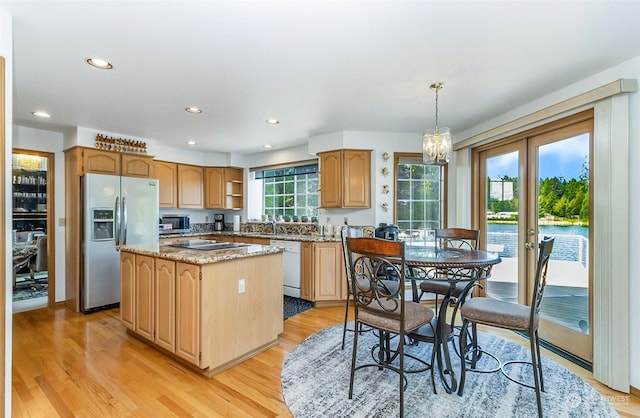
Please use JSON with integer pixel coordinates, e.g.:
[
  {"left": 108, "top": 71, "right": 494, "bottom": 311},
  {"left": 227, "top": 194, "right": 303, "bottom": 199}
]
[
  {"left": 238, "top": 278, "right": 246, "bottom": 294},
  {"left": 205, "top": 215, "right": 209, "bottom": 223},
  {"left": 59, "top": 217, "right": 66, "bottom": 226},
  {"left": 344, "top": 216, "right": 348, "bottom": 225}
]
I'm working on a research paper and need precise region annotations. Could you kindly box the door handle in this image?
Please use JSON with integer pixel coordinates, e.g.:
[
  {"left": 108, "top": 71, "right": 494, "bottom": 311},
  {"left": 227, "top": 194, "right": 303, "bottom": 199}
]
[
  {"left": 525, "top": 242, "right": 535, "bottom": 250},
  {"left": 122, "top": 197, "right": 128, "bottom": 245},
  {"left": 114, "top": 197, "right": 121, "bottom": 246}
]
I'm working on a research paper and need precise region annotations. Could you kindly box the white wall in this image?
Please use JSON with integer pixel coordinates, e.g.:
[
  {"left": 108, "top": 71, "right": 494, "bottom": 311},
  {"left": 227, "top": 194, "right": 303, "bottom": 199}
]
[
  {"left": 1, "top": 6, "right": 12, "bottom": 416},
  {"left": 13, "top": 126, "right": 66, "bottom": 302}
]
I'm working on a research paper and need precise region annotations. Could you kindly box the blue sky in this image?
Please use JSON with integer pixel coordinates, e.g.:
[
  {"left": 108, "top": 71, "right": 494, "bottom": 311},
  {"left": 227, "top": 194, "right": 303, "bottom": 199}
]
[{"left": 487, "top": 133, "right": 589, "bottom": 180}]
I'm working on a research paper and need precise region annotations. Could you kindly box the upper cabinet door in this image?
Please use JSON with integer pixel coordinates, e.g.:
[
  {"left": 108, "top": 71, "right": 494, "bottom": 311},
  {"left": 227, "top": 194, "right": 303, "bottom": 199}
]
[
  {"left": 204, "top": 167, "right": 225, "bottom": 209},
  {"left": 153, "top": 161, "right": 178, "bottom": 208},
  {"left": 83, "top": 148, "right": 121, "bottom": 175},
  {"left": 177, "top": 164, "right": 204, "bottom": 209},
  {"left": 342, "top": 149, "right": 371, "bottom": 208},
  {"left": 319, "top": 150, "right": 342, "bottom": 208},
  {"left": 122, "top": 154, "right": 153, "bottom": 178},
  {"left": 319, "top": 149, "right": 371, "bottom": 208}
]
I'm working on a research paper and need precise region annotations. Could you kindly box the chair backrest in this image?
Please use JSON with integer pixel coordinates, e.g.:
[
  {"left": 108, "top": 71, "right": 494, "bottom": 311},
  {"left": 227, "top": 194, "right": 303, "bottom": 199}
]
[
  {"left": 341, "top": 227, "right": 364, "bottom": 290},
  {"left": 346, "top": 237, "right": 406, "bottom": 318},
  {"left": 34, "top": 235, "right": 48, "bottom": 271},
  {"left": 435, "top": 228, "right": 479, "bottom": 250},
  {"left": 531, "top": 236, "right": 554, "bottom": 318}
]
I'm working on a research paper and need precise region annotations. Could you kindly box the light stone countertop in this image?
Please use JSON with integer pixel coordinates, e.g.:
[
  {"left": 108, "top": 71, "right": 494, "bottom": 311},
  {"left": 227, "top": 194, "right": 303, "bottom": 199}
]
[{"left": 118, "top": 242, "right": 284, "bottom": 265}]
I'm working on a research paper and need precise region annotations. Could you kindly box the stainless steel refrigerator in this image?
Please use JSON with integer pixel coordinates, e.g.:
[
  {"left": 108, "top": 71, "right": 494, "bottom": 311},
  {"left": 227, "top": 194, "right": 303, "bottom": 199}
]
[{"left": 82, "top": 173, "right": 159, "bottom": 312}]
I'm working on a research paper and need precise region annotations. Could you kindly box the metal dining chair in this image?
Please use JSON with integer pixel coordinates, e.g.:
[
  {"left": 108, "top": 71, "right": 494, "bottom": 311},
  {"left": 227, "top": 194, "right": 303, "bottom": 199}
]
[
  {"left": 417, "top": 228, "right": 481, "bottom": 307},
  {"left": 340, "top": 226, "right": 365, "bottom": 350},
  {"left": 346, "top": 236, "right": 436, "bottom": 417},
  {"left": 458, "top": 236, "right": 555, "bottom": 418}
]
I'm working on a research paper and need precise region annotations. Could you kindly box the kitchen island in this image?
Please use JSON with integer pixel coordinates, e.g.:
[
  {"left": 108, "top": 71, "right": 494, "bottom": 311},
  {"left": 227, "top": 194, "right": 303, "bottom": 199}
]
[{"left": 118, "top": 241, "right": 284, "bottom": 377}]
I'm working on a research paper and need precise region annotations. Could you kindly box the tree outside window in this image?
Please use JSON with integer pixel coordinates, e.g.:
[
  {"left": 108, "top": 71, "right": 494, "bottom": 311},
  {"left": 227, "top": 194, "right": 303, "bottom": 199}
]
[
  {"left": 395, "top": 154, "right": 445, "bottom": 242},
  {"left": 259, "top": 164, "right": 319, "bottom": 217}
]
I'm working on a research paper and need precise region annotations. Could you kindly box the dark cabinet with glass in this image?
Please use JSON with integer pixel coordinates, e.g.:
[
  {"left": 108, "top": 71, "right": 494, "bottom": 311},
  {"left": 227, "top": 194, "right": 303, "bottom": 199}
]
[{"left": 12, "top": 168, "right": 47, "bottom": 232}]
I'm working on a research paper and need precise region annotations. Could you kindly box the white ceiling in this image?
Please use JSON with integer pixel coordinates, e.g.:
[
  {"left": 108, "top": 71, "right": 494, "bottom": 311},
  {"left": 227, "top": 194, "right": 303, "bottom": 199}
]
[{"left": 3, "top": 1, "right": 640, "bottom": 154}]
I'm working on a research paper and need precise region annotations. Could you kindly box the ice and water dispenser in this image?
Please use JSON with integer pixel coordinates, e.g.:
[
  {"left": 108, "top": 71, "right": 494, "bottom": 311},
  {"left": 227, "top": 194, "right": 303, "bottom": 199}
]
[{"left": 91, "top": 208, "right": 115, "bottom": 241}]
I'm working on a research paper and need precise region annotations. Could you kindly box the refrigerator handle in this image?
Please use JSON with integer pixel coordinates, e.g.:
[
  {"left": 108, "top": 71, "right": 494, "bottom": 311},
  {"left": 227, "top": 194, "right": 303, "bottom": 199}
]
[
  {"left": 115, "top": 196, "right": 121, "bottom": 247},
  {"left": 122, "top": 196, "right": 128, "bottom": 245}
]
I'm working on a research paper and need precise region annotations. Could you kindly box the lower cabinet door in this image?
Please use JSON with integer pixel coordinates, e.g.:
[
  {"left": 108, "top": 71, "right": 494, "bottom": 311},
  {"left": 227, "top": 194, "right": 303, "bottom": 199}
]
[
  {"left": 154, "top": 258, "right": 176, "bottom": 353},
  {"left": 175, "top": 262, "right": 201, "bottom": 366},
  {"left": 120, "top": 252, "right": 136, "bottom": 330},
  {"left": 135, "top": 255, "right": 155, "bottom": 342}
]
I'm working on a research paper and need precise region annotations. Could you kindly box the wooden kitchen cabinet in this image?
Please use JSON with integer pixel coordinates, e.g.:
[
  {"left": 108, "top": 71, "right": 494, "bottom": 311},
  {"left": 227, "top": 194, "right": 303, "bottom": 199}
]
[
  {"left": 83, "top": 148, "right": 120, "bottom": 174},
  {"left": 300, "top": 242, "right": 314, "bottom": 301},
  {"left": 153, "top": 161, "right": 178, "bottom": 208},
  {"left": 82, "top": 147, "right": 153, "bottom": 177},
  {"left": 319, "top": 149, "right": 371, "bottom": 208},
  {"left": 175, "top": 262, "right": 201, "bottom": 366},
  {"left": 177, "top": 164, "right": 204, "bottom": 209},
  {"left": 239, "top": 236, "right": 270, "bottom": 245},
  {"left": 121, "top": 153, "right": 154, "bottom": 177},
  {"left": 155, "top": 258, "right": 176, "bottom": 353},
  {"left": 205, "top": 166, "right": 244, "bottom": 209},
  {"left": 300, "top": 241, "right": 345, "bottom": 304},
  {"left": 313, "top": 242, "right": 344, "bottom": 301},
  {"left": 120, "top": 252, "right": 136, "bottom": 329},
  {"left": 204, "top": 167, "right": 225, "bottom": 208},
  {"left": 135, "top": 255, "right": 155, "bottom": 342},
  {"left": 120, "top": 250, "right": 283, "bottom": 376},
  {"left": 225, "top": 167, "right": 244, "bottom": 210}
]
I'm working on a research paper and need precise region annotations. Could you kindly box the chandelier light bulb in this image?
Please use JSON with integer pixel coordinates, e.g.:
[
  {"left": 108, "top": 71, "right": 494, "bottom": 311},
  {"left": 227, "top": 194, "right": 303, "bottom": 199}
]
[{"left": 423, "top": 82, "right": 451, "bottom": 165}]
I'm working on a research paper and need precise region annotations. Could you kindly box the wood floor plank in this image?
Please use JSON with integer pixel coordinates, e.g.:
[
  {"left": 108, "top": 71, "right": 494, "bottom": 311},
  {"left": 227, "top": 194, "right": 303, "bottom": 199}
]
[{"left": 11, "top": 304, "right": 640, "bottom": 417}]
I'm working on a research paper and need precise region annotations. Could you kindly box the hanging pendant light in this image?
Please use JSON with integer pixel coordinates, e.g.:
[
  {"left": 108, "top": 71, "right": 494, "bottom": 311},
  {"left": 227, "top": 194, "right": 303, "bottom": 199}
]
[{"left": 423, "top": 82, "right": 451, "bottom": 165}]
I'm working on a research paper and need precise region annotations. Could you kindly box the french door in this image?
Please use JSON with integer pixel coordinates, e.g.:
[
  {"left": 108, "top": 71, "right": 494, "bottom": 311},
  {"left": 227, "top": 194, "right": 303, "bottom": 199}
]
[{"left": 474, "top": 111, "right": 593, "bottom": 362}]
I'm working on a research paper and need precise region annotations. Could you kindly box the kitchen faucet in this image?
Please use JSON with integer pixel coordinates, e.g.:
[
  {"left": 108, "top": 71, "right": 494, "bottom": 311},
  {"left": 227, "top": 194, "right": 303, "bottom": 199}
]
[{"left": 270, "top": 219, "right": 278, "bottom": 234}]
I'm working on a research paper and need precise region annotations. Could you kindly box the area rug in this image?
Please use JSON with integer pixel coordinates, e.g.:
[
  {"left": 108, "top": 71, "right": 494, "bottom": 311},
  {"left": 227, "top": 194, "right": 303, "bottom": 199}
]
[
  {"left": 283, "top": 296, "right": 315, "bottom": 320},
  {"left": 13, "top": 283, "right": 48, "bottom": 302},
  {"left": 282, "top": 323, "right": 618, "bottom": 417}
]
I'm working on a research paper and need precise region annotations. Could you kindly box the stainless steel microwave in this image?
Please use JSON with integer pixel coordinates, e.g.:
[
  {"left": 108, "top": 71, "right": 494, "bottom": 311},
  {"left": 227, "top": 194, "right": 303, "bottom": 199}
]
[{"left": 159, "top": 215, "right": 190, "bottom": 233}]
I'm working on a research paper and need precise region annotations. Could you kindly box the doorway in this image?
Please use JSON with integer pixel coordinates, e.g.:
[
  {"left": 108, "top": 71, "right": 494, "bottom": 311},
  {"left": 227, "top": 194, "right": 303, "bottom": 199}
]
[
  {"left": 474, "top": 110, "right": 593, "bottom": 362},
  {"left": 11, "top": 150, "right": 55, "bottom": 311}
]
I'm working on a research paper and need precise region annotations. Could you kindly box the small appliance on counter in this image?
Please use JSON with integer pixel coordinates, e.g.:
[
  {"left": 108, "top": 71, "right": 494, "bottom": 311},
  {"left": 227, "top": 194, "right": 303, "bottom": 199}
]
[
  {"left": 375, "top": 223, "right": 399, "bottom": 241},
  {"left": 214, "top": 213, "right": 225, "bottom": 231},
  {"left": 159, "top": 215, "right": 190, "bottom": 234}
]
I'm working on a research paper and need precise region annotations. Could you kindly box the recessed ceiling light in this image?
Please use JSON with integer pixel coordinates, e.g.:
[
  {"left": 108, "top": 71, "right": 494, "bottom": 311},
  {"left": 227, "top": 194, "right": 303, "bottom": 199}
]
[
  {"left": 185, "top": 107, "right": 203, "bottom": 114},
  {"left": 31, "top": 111, "right": 52, "bottom": 118},
  {"left": 263, "top": 144, "right": 273, "bottom": 148},
  {"left": 187, "top": 140, "right": 197, "bottom": 146},
  {"left": 86, "top": 58, "right": 113, "bottom": 69},
  {"left": 266, "top": 119, "right": 280, "bottom": 125}
]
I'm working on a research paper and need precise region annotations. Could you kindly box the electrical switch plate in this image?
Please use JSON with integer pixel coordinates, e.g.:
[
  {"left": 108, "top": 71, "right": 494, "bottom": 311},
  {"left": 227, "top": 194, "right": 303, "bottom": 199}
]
[{"left": 238, "top": 278, "right": 246, "bottom": 294}]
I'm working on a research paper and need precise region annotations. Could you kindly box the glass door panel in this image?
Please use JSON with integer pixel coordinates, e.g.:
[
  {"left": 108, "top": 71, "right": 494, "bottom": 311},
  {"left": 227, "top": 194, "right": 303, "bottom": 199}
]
[
  {"left": 530, "top": 123, "right": 592, "bottom": 361},
  {"left": 480, "top": 141, "right": 526, "bottom": 305},
  {"left": 476, "top": 114, "right": 593, "bottom": 362}
]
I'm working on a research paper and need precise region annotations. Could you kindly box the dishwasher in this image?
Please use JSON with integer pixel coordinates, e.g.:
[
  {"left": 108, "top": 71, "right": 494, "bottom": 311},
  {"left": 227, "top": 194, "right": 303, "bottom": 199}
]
[{"left": 270, "top": 239, "right": 302, "bottom": 298}]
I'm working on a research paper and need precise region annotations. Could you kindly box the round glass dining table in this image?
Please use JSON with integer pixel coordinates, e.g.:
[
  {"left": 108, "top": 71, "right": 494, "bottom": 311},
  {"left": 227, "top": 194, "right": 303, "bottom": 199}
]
[{"left": 404, "top": 245, "right": 502, "bottom": 393}]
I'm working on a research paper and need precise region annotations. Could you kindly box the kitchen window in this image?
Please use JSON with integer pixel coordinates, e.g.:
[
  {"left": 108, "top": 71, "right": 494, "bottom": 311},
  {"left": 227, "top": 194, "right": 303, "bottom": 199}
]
[
  {"left": 395, "top": 153, "right": 446, "bottom": 242},
  {"left": 253, "top": 162, "right": 319, "bottom": 217}
]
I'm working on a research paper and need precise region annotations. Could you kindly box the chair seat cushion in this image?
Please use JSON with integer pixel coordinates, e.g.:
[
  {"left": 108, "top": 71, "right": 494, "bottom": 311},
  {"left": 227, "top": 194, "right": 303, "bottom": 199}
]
[
  {"left": 359, "top": 301, "right": 434, "bottom": 334},
  {"left": 460, "top": 297, "right": 536, "bottom": 331},
  {"left": 419, "top": 280, "right": 468, "bottom": 297}
]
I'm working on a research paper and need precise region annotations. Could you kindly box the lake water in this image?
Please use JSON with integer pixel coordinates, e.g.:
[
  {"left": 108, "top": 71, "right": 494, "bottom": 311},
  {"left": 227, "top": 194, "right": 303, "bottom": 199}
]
[{"left": 488, "top": 224, "right": 588, "bottom": 265}]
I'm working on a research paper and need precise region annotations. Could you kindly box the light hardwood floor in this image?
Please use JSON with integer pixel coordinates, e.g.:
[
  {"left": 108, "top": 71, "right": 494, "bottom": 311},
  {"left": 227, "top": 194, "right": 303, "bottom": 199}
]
[{"left": 12, "top": 305, "right": 640, "bottom": 417}]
